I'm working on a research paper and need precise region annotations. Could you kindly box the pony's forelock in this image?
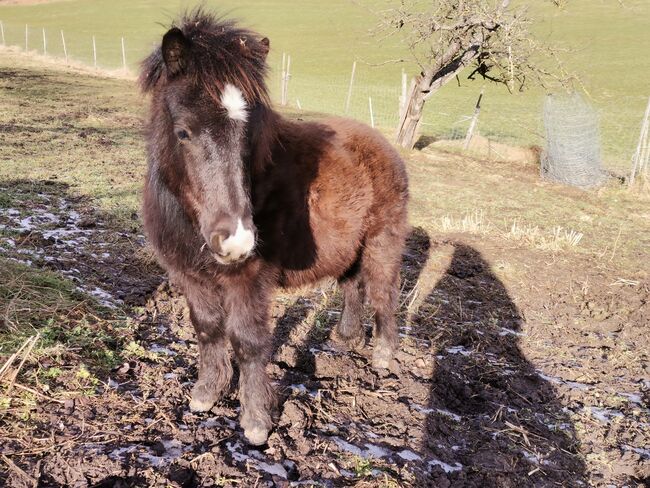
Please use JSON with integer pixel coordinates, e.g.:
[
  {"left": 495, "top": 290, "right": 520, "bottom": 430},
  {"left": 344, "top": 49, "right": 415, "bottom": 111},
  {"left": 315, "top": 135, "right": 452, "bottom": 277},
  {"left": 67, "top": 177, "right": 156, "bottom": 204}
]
[{"left": 139, "top": 8, "right": 269, "bottom": 106}]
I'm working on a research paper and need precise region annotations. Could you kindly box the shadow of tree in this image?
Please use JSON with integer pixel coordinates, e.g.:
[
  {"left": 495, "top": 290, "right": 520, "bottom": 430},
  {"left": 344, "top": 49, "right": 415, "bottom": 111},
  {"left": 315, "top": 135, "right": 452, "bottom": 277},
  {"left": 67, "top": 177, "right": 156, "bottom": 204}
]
[{"left": 415, "top": 241, "right": 587, "bottom": 486}]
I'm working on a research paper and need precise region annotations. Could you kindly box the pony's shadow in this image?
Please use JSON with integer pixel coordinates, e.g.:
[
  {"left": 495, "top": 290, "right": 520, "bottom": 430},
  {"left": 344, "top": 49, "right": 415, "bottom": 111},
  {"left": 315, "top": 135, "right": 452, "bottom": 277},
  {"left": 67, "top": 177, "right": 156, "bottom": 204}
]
[
  {"left": 271, "top": 229, "right": 587, "bottom": 484},
  {"left": 414, "top": 241, "right": 587, "bottom": 485},
  {"left": 268, "top": 230, "right": 433, "bottom": 395}
]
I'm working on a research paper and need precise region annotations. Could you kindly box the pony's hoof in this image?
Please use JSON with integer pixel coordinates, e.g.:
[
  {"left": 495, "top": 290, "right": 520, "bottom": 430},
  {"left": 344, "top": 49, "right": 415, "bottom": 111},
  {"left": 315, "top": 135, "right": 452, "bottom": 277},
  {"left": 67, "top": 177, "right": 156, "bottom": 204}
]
[
  {"left": 189, "top": 383, "right": 219, "bottom": 412},
  {"left": 332, "top": 329, "right": 366, "bottom": 352},
  {"left": 244, "top": 426, "right": 270, "bottom": 445},
  {"left": 372, "top": 345, "right": 394, "bottom": 370},
  {"left": 189, "top": 397, "right": 215, "bottom": 412}
]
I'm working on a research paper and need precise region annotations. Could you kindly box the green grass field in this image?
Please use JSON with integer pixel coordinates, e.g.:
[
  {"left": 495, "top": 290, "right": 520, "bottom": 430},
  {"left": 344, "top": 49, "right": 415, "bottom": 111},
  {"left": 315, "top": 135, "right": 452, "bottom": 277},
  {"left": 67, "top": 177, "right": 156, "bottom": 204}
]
[{"left": 0, "top": 0, "right": 649, "bottom": 170}]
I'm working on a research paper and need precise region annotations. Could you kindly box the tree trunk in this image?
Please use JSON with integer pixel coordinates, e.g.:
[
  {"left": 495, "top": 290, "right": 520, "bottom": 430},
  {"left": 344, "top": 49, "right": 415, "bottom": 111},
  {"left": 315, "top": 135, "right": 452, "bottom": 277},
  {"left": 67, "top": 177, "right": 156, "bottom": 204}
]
[
  {"left": 395, "top": 77, "right": 428, "bottom": 150},
  {"left": 395, "top": 44, "right": 482, "bottom": 150}
]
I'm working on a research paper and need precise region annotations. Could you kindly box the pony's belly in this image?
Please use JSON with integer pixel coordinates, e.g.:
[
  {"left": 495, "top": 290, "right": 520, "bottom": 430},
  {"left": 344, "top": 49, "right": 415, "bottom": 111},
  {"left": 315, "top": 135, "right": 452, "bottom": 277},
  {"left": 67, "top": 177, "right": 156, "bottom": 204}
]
[
  {"left": 279, "top": 191, "right": 371, "bottom": 288},
  {"left": 278, "top": 244, "right": 357, "bottom": 288}
]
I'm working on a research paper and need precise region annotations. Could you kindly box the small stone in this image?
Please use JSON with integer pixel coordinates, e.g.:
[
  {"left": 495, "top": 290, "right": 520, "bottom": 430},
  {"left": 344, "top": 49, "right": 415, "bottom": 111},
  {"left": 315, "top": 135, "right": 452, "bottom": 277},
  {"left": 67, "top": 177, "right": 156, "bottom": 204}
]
[
  {"left": 63, "top": 399, "right": 75, "bottom": 415},
  {"left": 77, "top": 217, "right": 96, "bottom": 228}
]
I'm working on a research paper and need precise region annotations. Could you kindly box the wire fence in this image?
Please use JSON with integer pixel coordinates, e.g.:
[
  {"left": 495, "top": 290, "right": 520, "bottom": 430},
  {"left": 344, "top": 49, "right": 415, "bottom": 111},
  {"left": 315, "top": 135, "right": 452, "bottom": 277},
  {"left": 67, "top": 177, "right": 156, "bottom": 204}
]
[
  {"left": 0, "top": 20, "right": 142, "bottom": 71},
  {"left": 1, "top": 18, "right": 647, "bottom": 181}
]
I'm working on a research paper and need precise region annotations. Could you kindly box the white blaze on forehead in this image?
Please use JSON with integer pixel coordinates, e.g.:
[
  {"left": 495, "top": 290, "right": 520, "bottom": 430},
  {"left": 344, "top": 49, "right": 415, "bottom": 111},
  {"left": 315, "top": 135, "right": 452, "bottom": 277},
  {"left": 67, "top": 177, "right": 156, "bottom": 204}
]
[
  {"left": 220, "top": 83, "right": 247, "bottom": 122},
  {"left": 220, "top": 219, "right": 255, "bottom": 259}
]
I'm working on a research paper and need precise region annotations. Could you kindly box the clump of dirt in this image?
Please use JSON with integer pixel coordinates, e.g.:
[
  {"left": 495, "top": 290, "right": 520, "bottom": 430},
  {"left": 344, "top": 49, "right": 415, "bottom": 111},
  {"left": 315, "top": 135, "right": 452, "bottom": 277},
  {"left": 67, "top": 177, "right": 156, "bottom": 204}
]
[{"left": 0, "top": 184, "right": 648, "bottom": 487}]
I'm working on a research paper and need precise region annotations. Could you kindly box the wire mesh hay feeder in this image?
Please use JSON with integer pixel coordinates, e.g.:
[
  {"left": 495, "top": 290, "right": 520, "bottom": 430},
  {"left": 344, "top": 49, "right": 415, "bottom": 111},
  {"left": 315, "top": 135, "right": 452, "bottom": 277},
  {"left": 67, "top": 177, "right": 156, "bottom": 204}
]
[{"left": 541, "top": 93, "right": 605, "bottom": 188}]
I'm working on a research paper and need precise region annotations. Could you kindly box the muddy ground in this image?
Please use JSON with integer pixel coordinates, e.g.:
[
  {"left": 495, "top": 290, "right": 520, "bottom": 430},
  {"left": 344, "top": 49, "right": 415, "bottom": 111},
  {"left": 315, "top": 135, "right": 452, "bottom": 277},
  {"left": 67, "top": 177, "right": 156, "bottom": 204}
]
[{"left": 0, "top": 181, "right": 648, "bottom": 488}]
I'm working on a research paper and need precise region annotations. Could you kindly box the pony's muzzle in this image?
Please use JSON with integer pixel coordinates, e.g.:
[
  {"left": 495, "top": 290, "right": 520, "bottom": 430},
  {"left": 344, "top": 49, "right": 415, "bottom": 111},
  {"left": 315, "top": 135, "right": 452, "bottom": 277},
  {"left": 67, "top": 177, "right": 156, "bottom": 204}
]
[{"left": 208, "top": 218, "right": 256, "bottom": 265}]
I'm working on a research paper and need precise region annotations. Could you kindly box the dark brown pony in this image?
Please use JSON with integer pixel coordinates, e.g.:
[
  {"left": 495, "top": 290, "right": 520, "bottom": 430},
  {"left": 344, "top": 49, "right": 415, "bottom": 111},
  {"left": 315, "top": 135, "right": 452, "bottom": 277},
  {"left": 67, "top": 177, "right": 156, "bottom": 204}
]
[{"left": 140, "top": 10, "right": 408, "bottom": 445}]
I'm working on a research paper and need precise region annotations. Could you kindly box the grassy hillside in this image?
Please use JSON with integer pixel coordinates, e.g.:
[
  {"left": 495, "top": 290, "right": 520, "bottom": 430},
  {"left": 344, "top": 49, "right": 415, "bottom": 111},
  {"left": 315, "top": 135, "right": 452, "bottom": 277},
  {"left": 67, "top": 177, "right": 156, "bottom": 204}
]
[{"left": 1, "top": 1, "right": 648, "bottom": 170}]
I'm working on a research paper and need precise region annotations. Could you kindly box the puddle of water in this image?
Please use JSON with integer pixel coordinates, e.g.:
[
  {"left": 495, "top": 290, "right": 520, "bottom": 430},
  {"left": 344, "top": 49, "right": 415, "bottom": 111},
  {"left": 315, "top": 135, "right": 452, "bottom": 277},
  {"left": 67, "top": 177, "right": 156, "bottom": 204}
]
[
  {"left": 225, "top": 440, "right": 288, "bottom": 479},
  {"left": 256, "top": 461, "right": 288, "bottom": 478},
  {"left": 619, "top": 392, "right": 644, "bottom": 405},
  {"left": 364, "top": 443, "right": 390, "bottom": 458},
  {"left": 108, "top": 439, "right": 189, "bottom": 468},
  {"left": 546, "top": 422, "right": 572, "bottom": 432},
  {"left": 623, "top": 445, "right": 650, "bottom": 459},
  {"left": 428, "top": 459, "right": 463, "bottom": 473},
  {"left": 200, "top": 416, "right": 237, "bottom": 430},
  {"left": 108, "top": 445, "right": 138, "bottom": 460},
  {"left": 521, "top": 450, "right": 540, "bottom": 464},
  {"left": 397, "top": 449, "right": 421, "bottom": 461},
  {"left": 446, "top": 346, "right": 472, "bottom": 356},
  {"left": 149, "top": 344, "right": 177, "bottom": 356},
  {"left": 499, "top": 327, "right": 525, "bottom": 337},
  {"left": 289, "top": 383, "right": 320, "bottom": 399},
  {"left": 139, "top": 440, "right": 188, "bottom": 467},
  {"left": 537, "top": 371, "right": 591, "bottom": 391},
  {"left": 409, "top": 402, "right": 462, "bottom": 422},
  {"left": 76, "top": 286, "right": 122, "bottom": 308},
  {"left": 587, "top": 406, "right": 625, "bottom": 423},
  {"left": 435, "top": 408, "right": 462, "bottom": 422},
  {"left": 331, "top": 436, "right": 392, "bottom": 459}
]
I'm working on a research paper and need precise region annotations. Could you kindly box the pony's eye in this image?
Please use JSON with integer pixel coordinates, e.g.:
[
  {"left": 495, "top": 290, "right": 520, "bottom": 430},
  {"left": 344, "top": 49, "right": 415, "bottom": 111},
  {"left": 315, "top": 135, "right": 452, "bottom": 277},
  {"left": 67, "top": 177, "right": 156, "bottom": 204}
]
[{"left": 176, "top": 129, "right": 190, "bottom": 141}]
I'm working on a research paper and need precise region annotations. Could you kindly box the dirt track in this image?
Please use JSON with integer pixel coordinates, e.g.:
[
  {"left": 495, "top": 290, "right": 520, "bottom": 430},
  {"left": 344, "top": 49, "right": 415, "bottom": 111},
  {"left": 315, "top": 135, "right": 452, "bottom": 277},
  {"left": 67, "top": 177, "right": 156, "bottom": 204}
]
[{"left": 1, "top": 181, "right": 648, "bottom": 487}]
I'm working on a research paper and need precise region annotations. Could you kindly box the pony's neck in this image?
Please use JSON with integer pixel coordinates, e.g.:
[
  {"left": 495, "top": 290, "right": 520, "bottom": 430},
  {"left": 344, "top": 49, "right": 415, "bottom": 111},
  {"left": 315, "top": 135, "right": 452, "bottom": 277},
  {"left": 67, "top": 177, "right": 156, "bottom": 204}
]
[{"left": 247, "top": 103, "right": 280, "bottom": 172}]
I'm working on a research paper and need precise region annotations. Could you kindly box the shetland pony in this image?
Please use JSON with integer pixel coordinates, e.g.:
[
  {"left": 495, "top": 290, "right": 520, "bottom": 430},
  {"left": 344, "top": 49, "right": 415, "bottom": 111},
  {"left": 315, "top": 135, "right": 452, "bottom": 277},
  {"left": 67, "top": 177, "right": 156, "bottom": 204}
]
[{"left": 140, "top": 11, "right": 408, "bottom": 445}]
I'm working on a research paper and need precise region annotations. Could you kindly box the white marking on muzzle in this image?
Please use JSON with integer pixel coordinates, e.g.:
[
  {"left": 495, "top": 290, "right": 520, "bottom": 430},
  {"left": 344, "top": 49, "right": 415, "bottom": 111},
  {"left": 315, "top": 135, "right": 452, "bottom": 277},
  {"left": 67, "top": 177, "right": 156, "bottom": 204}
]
[
  {"left": 220, "top": 219, "right": 255, "bottom": 260},
  {"left": 221, "top": 84, "right": 247, "bottom": 122}
]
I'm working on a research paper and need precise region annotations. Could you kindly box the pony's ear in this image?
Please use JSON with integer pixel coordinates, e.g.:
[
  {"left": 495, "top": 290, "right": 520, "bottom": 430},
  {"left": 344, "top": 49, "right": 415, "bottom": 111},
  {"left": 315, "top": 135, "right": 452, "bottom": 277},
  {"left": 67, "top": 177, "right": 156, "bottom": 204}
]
[
  {"left": 233, "top": 35, "right": 270, "bottom": 61},
  {"left": 162, "top": 27, "right": 190, "bottom": 77},
  {"left": 259, "top": 37, "right": 270, "bottom": 60}
]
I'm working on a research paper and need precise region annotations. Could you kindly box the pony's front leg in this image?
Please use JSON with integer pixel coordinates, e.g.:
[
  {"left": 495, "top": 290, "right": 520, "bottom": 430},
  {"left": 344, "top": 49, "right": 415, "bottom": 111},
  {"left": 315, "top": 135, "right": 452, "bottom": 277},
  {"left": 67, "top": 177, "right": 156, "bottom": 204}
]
[
  {"left": 185, "top": 287, "right": 233, "bottom": 412},
  {"left": 224, "top": 282, "right": 276, "bottom": 445}
]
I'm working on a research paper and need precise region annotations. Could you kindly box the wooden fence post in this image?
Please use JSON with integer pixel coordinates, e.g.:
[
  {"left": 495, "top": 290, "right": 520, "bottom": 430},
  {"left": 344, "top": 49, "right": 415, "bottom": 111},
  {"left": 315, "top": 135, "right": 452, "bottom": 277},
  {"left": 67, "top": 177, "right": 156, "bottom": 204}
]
[
  {"left": 42, "top": 28, "right": 46, "bottom": 55},
  {"left": 345, "top": 61, "right": 356, "bottom": 114},
  {"left": 399, "top": 69, "right": 407, "bottom": 119},
  {"left": 283, "top": 54, "right": 291, "bottom": 106},
  {"left": 60, "top": 30, "right": 68, "bottom": 63},
  {"left": 121, "top": 37, "right": 127, "bottom": 70},
  {"left": 629, "top": 96, "right": 650, "bottom": 187},
  {"left": 25, "top": 24, "right": 28, "bottom": 51},
  {"left": 92, "top": 36, "right": 97, "bottom": 68},
  {"left": 637, "top": 104, "right": 650, "bottom": 180},
  {"left": 280, "top": 52, "right": 286, "bottom": 105},
  {"left": 0, "top": 21, "right": 5, "bottom": 46},
  {"left": 464, "top": 88, "right": 484, "bottom": 150},
  {"left": 369, "top": 97, "right": 375, "bottom": 128}
]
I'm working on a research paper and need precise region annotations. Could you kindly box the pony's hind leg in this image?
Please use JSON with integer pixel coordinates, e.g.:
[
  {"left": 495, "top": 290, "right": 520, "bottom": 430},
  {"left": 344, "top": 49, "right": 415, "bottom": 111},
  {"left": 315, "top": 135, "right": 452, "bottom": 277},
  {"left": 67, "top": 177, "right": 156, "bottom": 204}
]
[
  {"left": 361, "top": 230, "right": 404, "bottom": 370},
  {"left": 332, "top": 273, "right": 366, "bottom": 350},
  {"left": 185, "top": 289, "right": 233, "bottom": 412}
]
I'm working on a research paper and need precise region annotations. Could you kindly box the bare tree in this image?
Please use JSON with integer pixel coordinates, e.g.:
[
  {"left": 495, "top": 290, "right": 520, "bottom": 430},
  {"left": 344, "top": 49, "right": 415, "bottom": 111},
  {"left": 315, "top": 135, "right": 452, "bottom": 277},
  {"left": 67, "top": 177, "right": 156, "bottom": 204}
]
[{"left": 376, "top": 0, "right": 572, "bottom": 149}]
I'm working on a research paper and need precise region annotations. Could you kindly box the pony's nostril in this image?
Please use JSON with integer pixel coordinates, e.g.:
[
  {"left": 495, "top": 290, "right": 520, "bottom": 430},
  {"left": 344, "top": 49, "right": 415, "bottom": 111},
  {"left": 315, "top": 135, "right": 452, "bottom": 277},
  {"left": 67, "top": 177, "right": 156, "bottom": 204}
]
[
  {"left": 208, "top": 219, "right": 255, "bottom": 264},
  {"left": 209, "top": 231, "right": 228, "bottom": 254}
]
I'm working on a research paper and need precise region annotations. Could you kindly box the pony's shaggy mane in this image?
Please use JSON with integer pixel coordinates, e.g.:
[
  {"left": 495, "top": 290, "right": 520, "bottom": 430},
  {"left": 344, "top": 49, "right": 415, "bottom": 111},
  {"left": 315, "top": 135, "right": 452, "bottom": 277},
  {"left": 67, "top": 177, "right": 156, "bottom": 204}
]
[{"left": 139, "top": 9, "right": 270, "bottom": 105}]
